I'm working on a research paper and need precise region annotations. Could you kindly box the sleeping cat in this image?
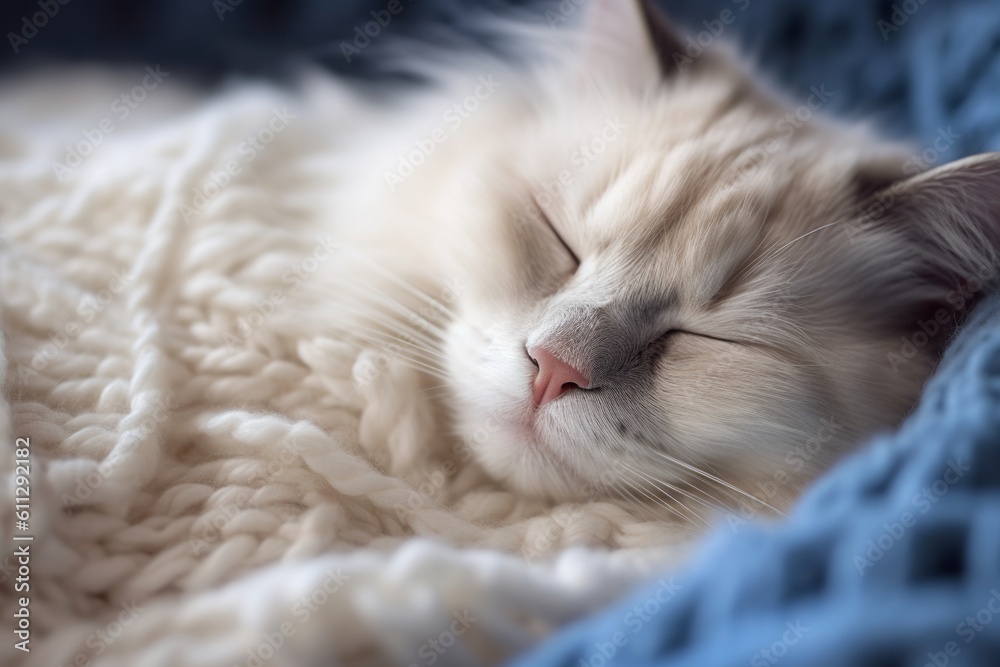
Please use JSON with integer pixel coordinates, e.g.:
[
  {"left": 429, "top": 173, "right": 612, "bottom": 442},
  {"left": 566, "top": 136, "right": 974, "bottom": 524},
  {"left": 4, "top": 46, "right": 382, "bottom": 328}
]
[{"left": 326, "top": 0, "right": 1000, "bottom": 515}]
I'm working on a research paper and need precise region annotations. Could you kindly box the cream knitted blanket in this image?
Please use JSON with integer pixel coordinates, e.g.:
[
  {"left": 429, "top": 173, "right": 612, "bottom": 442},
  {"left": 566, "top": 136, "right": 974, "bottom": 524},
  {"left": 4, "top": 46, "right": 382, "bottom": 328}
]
[{"left": 0, "top": 69, "right": 693, "bottom": 667}]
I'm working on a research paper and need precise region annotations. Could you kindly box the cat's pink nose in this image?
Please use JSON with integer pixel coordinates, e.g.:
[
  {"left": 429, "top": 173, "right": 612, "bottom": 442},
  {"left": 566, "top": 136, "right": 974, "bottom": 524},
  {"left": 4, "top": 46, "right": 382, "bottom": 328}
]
[{"left": 528, "top": 346, "right": 590, "bottom": 407}]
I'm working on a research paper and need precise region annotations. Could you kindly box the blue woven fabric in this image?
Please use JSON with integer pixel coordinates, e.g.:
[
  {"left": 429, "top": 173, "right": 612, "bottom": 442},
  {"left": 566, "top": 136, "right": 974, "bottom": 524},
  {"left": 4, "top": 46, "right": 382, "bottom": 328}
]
[
  {"left": 659, "top": 0, "right": 1000, "bottom": 154},
  {"left": 511, "top": 1, "right": 1000, "bottom": 665},
  {"left": 511, "top": 290, "right": 1000, "bottom": 667}
]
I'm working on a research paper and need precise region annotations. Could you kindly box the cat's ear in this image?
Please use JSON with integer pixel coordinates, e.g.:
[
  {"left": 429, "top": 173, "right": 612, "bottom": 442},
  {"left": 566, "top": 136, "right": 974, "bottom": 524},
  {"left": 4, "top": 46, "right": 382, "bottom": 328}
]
[
  {"left": 852, "top": 149, "right": 914, "bottom": 203},
  {"left": 855, "top": 152, "right": 1000, "bottom": 330},
  {"left": 861, "top": 152, "right": 1000, "bottom": 280},
  {"left": 577, "top": 0, "right": 708, "bottom": 87}
]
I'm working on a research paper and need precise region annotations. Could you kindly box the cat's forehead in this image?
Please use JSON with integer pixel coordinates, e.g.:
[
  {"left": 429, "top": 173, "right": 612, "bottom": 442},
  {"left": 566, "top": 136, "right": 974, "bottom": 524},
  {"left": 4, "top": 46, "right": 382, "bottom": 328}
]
[
  {"left": 511, "top": 80, "right": 873, "bottom": 306},
  {"left": 584, "top": 129, "right": 856, "bottom": 242},
  {"left": 562, "top": 137, "right": 863, "bottom": 314},
  {"left": 578, "top": 145, "right": 779, "bottom": 258}
]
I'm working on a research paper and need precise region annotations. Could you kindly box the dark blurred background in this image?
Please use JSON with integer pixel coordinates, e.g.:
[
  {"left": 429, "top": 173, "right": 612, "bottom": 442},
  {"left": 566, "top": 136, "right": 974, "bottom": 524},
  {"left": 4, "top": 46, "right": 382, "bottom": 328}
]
[{"left": 1, "top": 0, "right": 998, "bottom": 154}]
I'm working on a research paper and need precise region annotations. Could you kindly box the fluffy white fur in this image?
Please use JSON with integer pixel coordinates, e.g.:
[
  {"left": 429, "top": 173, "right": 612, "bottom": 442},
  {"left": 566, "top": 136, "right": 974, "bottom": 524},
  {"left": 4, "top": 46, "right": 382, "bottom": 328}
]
[
  {"left": 360, "top": 0, "right": 1000, "bottom": 510},
  {"left": 0, "top": 66, "right": 698, "bottom": 667},
  {"left": 2, "top": 1, "right": 999, "bottom": 665}
]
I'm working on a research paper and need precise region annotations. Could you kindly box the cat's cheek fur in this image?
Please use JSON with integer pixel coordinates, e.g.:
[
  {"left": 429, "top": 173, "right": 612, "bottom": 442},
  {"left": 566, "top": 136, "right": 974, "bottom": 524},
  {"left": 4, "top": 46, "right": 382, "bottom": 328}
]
[
  {"left": 444, "top": 319, "right": 593, "bottom": 499},
  {"left": 413, "top": 0, "right": 1000, "bottom": 512}
]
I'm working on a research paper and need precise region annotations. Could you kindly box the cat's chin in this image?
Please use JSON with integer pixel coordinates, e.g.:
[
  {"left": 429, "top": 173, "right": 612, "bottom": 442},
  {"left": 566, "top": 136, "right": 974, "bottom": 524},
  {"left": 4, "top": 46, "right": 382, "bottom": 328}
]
[
  {"left": 455, "top": 408, "right": 604, "bottom": 502},
  {"left": 443, "top": 323, "right": 575, "bottom": 497},
  {"left": 444, "top": 322, "right": 613, "bottom": 501}
]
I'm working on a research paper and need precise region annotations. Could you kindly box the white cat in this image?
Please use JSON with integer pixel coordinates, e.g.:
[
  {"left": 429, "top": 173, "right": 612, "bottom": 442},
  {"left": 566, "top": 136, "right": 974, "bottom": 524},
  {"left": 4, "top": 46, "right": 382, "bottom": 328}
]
[{"left": 318, "top": 0, "right": 1000, "bottom": 514}]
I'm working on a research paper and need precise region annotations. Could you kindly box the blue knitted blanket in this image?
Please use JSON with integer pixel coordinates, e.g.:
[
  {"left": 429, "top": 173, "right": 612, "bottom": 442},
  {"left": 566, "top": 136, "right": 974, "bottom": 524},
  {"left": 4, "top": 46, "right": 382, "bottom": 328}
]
[
  {"left": 511, "top": 0, "right": 1000, "bottom": 665},
  {"left": 514, "top": 290, "right": 1000, "bottom": 666}
]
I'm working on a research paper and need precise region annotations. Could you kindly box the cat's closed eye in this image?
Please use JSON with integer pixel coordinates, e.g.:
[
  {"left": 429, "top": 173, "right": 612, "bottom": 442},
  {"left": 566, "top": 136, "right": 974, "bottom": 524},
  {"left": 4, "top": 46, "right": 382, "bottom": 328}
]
[
  {"left": 437, "top": 0, "right": 1000, "bottom": 510},
  {"left": 533, "top": 197, "right": 579, "bottom": 266}
]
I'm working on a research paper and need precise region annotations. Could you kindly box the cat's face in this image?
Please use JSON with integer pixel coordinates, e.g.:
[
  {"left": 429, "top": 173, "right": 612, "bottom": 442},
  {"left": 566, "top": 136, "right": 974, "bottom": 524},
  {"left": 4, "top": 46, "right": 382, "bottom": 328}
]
[{"left": 440, "top": 0, "right": 1000, "bottom": 507}]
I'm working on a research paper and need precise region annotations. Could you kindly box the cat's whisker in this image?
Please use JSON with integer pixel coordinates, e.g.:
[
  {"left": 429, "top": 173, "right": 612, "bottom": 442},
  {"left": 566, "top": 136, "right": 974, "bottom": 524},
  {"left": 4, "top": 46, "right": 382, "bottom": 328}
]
[
  {"left": 346, "top": 331, "right": 451, "bottom": 381},
  {"left": 349, "top": 321, "right": 450, "bottom": 364},
  {"left": 755, "top": 220, "right": 844, "bottom": 270},
  {"left": 610, "top": 479, "right": 660, "bottom": 519},
  {"left": 622, "top": 479, "right": 707, "bottom": 533},
  {"left": 631, "top": 467, "right": 718, "bottom": 525},
  {"left": 334, "top": 282, "right": 452, "bottom": 339},
  {"left": 619, "top": 461, "right": 717, "bottom": 524},
  {"left": 615, "top": 471, "right": 705, "bottom": 528},
  {"left": 346, "top": 332, "right": 444, "bottom": 370},
  {"left": 417, "top": 383, "right": 454, "bottom": 394},
  {"left": 336, "top": 319, "right": 446, "bottom": 369},
  {"left": 331, "top": 302, "right": 446, "bottom": 353},
  {"left": 337, "top": 246, "right": 461, "bottom": 322},
  {"left": 353, "top": 348, "right": 448, "bottom": 380},
  {"left": 648, "top": 449, "right": 787, "bottom": 517},
  {"left": 327, "top": 292, "right": 440, "bottom": 333},
  {"left": 623, "top": 472, "right": 709, "bottom": 529}
]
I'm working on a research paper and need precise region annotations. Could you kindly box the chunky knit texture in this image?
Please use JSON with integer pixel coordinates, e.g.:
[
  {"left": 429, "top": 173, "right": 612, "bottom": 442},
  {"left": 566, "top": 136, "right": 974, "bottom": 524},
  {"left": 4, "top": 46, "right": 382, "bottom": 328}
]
[
  {"left": 4, "top": 0, "right": 1000, "bottom": 665},
  {"left": 0, "top": 74, "right": 697, "bottom": 667},
  {"left": 512, "top": 1, "right": 1000, "bottom": 663},
  {"left": 512, "top": 293, "right": 1000, "bottom": 667}
]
